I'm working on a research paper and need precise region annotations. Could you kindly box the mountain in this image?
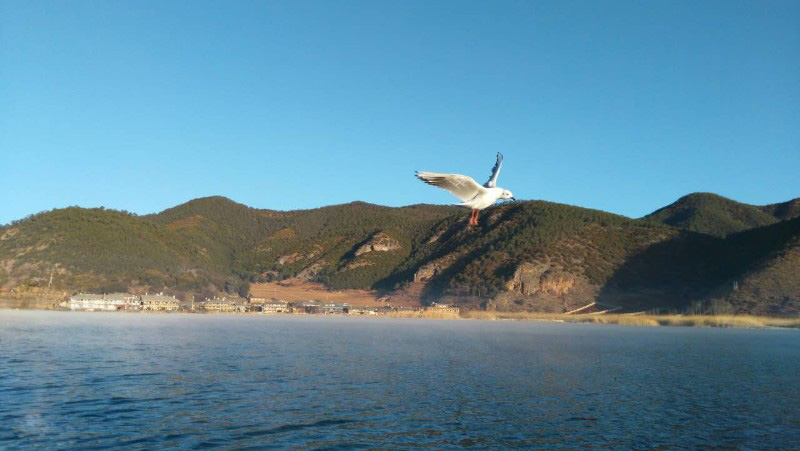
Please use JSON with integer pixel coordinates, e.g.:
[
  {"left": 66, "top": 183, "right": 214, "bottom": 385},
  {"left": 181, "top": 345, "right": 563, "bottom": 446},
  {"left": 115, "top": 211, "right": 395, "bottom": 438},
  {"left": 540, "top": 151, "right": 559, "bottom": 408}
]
[
  {"left": 1, "top": 195, "right": 798, "bottom": 315},
  {"left": 701, "top": 216, "right": 800, "bottom": 315},
  {"left": 146, "top": 197, "right": 460, "bottom": 292},
  {"left": 642, "top": 192, "right": 798, "bottom": 237},
  {"left": 760, "top": 198, "right": 800, "bottom": 221},
  {"left": 0, "top": 197, "right": 459, "bottom": 298},
  {"left": 0, "top": 206, "right": 224, "bottom": 295}
]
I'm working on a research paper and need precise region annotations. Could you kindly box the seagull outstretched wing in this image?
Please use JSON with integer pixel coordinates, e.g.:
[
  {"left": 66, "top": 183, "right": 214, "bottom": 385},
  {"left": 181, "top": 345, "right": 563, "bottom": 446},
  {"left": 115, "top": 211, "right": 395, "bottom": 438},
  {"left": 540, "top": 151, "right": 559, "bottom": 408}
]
[
  {"left": 484, "top": 152, "right": 503, "bottom": 188},
  {"left": 415, "top": 172, "right": 484, "bottom": 202}
]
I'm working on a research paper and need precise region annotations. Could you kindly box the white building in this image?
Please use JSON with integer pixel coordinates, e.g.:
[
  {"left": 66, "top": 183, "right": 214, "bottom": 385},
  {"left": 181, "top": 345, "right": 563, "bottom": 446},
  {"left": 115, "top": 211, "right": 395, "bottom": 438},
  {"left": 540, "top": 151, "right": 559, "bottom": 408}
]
[
  {"left": 68, "top": 293, "right": 110, "bottom": 311},
  {"left": 68, "top": 293, "right": 139, "bottom": 311},
  {"left": 105, "top": 292, "right": 141, "bottom": 310}
]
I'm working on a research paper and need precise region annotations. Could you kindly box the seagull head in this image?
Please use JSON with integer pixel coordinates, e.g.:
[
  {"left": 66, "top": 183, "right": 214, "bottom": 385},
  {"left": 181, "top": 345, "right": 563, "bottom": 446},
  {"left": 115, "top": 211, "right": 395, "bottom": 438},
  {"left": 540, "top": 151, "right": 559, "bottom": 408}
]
[{"left": 500, "top": 189, "right": 515, "bottom": 201}]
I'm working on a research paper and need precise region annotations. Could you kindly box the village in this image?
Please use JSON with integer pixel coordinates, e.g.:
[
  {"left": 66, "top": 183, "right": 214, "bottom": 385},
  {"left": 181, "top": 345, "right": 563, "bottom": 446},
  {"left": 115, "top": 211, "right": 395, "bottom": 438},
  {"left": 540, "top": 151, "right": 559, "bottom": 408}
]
[{"left": 60, "top": 291, "right": 461, "bottom": 317}]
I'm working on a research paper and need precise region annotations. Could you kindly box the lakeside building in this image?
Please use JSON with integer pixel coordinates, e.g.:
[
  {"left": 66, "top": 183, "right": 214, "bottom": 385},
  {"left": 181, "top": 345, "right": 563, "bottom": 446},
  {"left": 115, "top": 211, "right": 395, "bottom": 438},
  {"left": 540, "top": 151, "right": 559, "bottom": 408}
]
[
  {"left": 201, "top": 297, "right": 236, "bottom": 313},
  {"left": 260, "top": 300, "right": 289, "bottom": 314},
  {"left": 236, "top": 299, "right": 248, "bottom": 312},
  {"left": 68, "top": 292, "right": 140, "bottom": 311},
  {"left": 348, "top": 305, "right": 377, "bottom": 315},
  {"left": 68, "top": 292, "right": 171, "bottom": 312},
  {"left": 291, "top": 301, "right": 321, "bottom": 314},
  {"left": 199, "top": 297, "right": 248, "bottom": 313},
  {"left": 141, "top": 294, "right": 180, "bottom": 312},
  {"left": 320, "top": 303, "right": 349, "bottom": 315},
  {"left": 61, "top": 291, "right": 428, "bottom": 316},
  {"left": 106, "top": 292, "right": 141, "bottom": 310},
  {"left": 68, "top": 293, "right": 120, "bottom": 311},
  {"left": 248, "top": 296, "right": 269, "bottom": 311}
]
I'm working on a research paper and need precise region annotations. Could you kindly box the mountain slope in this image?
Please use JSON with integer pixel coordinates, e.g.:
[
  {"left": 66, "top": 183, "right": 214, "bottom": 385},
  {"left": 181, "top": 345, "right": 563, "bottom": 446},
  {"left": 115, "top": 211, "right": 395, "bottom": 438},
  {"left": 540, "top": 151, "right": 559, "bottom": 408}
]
[
  {"left": 643, "top": 193, "right": 783, "bottom": 237},
  {"left": 0, "top": 197, "right": 461, "bottom": 296},
  {"left": 0, "top": 207, "right": 217, "bottom": 293},
  {"left": 383, "top": 201, "right": 679, "bottom": 310},
  {"left": 2, "top": 195, "right": 798, "bottom": 315},
  {"left": 703, "top": 216, "right": 800, "bottom": 315},
  {"left": 760, "top": 198, "right": 800, "bottom": 221}
]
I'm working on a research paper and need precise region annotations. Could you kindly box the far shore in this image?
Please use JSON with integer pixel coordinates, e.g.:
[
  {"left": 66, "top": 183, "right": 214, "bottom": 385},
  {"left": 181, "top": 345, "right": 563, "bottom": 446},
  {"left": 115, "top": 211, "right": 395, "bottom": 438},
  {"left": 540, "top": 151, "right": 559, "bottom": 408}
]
[
  {"left": 461, "top": 311, "right": 800, "bottom": 329},
  {"left": 2, "top": 306, "right": 799, "bottom": 330}
]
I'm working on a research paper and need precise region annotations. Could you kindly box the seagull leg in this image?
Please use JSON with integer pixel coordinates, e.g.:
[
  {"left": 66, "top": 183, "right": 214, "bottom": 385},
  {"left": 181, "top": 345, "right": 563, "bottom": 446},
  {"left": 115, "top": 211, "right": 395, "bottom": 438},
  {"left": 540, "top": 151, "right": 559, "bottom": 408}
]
[
  {"left": 468, "top": 209, "right": 476, "bottom": 225},
  {"left": 474, "top": 209, "right": 480, "bottom": 225}
]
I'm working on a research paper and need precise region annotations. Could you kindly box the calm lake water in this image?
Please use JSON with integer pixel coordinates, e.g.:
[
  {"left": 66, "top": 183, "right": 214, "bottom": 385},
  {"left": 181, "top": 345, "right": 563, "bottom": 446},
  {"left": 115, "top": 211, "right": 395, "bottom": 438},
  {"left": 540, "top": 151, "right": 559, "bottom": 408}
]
[{"left": 1, "top": 310, "right": 799, "bottom": 449}]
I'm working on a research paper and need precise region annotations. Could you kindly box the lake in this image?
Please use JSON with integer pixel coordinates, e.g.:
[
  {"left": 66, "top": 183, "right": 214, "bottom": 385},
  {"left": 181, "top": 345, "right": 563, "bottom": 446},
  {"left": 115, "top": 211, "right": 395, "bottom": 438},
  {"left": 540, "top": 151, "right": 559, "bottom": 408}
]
[{"left": 1, "top": 310, "right": 799, "bottom": 448}]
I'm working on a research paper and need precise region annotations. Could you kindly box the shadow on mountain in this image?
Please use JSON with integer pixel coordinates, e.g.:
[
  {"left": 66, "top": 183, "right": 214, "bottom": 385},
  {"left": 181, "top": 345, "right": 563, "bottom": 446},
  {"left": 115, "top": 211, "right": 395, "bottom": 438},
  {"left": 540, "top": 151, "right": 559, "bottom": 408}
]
[
  {"left": 595, "top": 232, "right": 723, "bottom": 312},
  {"left": 597, "top": 217, "right": 800, "bottom": 313}
]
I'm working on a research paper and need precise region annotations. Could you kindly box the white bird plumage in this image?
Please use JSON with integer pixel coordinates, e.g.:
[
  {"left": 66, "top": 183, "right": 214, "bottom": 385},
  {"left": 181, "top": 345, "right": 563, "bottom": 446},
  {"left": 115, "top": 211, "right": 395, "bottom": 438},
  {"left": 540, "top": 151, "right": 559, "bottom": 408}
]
[{"left": 416, "top": 153, "right": 514, "bottom": 225}]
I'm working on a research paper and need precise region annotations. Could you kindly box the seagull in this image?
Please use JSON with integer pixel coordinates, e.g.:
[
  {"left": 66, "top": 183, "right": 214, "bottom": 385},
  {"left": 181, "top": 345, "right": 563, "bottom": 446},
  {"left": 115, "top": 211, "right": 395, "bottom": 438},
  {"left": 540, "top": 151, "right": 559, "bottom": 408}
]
[{"left": 416, "top": 153, "right": 515, "bottom": 226}]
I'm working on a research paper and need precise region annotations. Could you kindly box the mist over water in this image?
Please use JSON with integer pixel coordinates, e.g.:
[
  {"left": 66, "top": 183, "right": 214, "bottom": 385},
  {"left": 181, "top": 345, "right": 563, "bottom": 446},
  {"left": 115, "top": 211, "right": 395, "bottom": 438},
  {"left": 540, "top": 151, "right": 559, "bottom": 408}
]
[{"left": 1, "top": 310, "right": 799, "bottom": 448}]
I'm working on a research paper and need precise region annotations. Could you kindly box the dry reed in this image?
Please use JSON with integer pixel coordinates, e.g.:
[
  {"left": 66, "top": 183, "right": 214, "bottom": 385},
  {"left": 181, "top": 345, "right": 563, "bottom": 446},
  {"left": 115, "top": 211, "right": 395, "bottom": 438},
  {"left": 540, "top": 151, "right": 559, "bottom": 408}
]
[
  {"left": 386, "top": 311, "right": 461, "bottom": 319},
  {"left": 460, "top": 311, "right": 800, "bottom": 329}
]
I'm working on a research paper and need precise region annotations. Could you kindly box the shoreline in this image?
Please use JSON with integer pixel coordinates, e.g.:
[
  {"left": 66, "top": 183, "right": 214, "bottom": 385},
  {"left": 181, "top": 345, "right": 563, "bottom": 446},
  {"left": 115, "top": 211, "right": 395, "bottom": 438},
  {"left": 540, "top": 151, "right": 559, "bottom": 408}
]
[
  {"left": 461, "top": 310, "right": 800, "bottom": 329},
  {"left": 2, "top": 307, "right": 799, "bottom": 330}
]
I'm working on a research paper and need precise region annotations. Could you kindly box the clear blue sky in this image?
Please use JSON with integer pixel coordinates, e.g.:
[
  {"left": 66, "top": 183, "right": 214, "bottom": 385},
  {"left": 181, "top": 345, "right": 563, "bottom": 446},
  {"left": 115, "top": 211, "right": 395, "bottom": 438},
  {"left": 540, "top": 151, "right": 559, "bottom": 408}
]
[{"left": 2, "top": 0, "right": 798, "bottom": 225}]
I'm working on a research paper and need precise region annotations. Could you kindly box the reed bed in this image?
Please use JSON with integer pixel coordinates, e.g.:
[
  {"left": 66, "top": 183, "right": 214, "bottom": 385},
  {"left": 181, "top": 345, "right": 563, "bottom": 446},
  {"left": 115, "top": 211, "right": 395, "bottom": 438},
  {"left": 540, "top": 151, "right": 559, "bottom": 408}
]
[
  {"left": 386, "top": 311, "right": 461, "bottom": 319},
  {"left": 460, "top": 311, "right": 800, "bottom": 329}
]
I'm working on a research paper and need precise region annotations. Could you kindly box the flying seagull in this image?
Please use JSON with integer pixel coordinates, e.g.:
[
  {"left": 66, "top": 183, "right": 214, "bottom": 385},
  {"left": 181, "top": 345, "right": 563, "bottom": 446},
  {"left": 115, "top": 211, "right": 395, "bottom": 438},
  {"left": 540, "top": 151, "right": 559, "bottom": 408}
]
[{"left": 416, "top": 153, "right": 515, "bottom": 226}]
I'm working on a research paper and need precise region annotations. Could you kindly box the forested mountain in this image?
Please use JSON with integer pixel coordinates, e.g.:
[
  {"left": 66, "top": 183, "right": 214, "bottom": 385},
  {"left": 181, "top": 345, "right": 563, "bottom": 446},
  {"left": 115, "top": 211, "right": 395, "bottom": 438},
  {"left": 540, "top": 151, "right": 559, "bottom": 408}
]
[
  {"left": 1, "top": 194, "right": 798, "bottom": 315},
  {"left": 702, "top": 216, "right": 800, "bottom": 315},
  {"left": 760, "top": 198, "right": 800, "bottom": 221},
  {"left": 643, "top": 193, "right": 798, "bottom": 237}
]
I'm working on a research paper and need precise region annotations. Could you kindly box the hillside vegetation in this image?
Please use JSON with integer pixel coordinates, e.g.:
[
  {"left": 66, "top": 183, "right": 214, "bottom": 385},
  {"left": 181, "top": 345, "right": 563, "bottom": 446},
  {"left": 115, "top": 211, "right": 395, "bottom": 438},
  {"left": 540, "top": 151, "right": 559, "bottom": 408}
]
[
  {"left": 643, "top": 193, "right": 793, "bottom": 237},
  {"left": 1, "top": 193, "right": 798, "bottom": 315}
]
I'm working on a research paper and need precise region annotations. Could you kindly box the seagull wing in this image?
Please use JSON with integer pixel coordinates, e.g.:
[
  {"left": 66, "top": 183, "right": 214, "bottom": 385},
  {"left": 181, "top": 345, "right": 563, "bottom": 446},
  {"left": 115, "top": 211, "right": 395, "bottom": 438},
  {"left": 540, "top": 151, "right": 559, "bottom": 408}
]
[
  {"left": 416, "top": 171, "right": 484, "bottom": 202},
  {"left": 484, "top": 152, "right": 503, "bottom": 188}
]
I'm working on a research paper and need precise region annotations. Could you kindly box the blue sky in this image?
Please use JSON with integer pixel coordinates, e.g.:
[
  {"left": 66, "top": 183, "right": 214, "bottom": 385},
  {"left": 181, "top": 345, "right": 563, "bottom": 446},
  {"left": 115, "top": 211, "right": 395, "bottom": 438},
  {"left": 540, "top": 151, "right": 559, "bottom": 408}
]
[{"left": 2, "top": 0, "right": 798, "bottom": 224}]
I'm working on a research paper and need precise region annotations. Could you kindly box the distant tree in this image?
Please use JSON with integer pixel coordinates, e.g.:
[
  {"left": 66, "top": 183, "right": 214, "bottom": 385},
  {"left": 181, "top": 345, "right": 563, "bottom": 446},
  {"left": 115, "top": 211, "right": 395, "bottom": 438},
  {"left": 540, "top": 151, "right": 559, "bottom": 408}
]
[{"left": 238, "top": 280, "right": 250, "bottom": 298}]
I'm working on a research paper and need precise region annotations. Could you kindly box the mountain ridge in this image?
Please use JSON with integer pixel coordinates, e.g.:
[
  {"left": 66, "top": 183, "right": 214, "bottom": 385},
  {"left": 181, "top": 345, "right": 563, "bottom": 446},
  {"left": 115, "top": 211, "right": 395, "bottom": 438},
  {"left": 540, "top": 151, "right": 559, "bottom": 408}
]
[
  {"left": 2, "top": 193, "right": 798, "bottom": 315},
  {"left": 643, "top": 192, "right": 799, "bottom": 237}
]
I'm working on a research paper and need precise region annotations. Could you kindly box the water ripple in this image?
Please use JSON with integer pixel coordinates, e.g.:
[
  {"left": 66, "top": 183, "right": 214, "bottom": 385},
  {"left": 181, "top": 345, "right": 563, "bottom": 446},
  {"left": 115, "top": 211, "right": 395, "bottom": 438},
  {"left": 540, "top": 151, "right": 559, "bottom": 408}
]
[{"left": 1, "top": 310, "right": 799, "bottom": 449}]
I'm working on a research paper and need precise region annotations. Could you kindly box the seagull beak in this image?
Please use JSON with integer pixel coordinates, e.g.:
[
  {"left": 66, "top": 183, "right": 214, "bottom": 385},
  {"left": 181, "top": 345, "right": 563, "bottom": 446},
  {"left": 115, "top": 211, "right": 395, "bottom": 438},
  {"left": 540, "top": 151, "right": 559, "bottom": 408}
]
[{"left": 510, "top": 197, "right": 516, "bottom": 201}]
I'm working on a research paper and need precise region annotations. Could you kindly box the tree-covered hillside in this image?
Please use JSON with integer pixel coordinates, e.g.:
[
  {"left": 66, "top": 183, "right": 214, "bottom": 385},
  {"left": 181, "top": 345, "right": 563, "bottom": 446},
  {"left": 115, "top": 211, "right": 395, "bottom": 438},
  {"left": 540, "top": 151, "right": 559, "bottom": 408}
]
[
  {"left": 643, "top": 193, "right": 789, "bottom": 237},
  {"left": 0, "top": 207, "right": 220, "bottom": 294},
  {"left": 2, "top": 195, "right": 798, "bottom": 315},
  {"left": 760, "top": 198, "right": 800, "bottom": 221}
]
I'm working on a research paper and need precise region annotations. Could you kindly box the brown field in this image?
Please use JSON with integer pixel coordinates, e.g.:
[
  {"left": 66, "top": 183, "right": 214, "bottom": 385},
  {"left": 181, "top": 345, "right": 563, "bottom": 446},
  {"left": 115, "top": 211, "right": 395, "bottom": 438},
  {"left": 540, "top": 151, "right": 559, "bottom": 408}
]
[
  {"left": 249, "top": 279, "right": 421, "bottom": 307},
  {"left": 0, "top": 297, "right": 61, "bottom": 310}
]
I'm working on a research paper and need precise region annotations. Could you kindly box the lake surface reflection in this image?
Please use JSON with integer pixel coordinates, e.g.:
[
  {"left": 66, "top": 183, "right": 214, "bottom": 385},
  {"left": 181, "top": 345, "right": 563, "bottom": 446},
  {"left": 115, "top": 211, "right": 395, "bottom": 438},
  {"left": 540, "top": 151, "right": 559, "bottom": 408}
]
[{"left": 1, "top": 310, "right": 799, "bottom": 448}]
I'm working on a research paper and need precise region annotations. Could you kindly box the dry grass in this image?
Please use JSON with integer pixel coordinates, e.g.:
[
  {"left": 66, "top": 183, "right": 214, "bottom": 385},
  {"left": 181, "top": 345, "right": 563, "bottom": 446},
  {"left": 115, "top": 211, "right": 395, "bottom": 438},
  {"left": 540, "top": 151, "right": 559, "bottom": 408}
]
[
  {"left": 249, "top": 280, "right": 422, "bottom": 307},
  {"left": 386, "top": 311, "right": 461, "bottom": 319},
  {"left": 655, "top": 315, "right": 800, "bottom": 329},
  {"left": 461, "top": 311, "right": 800, "bottom": 329}
]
